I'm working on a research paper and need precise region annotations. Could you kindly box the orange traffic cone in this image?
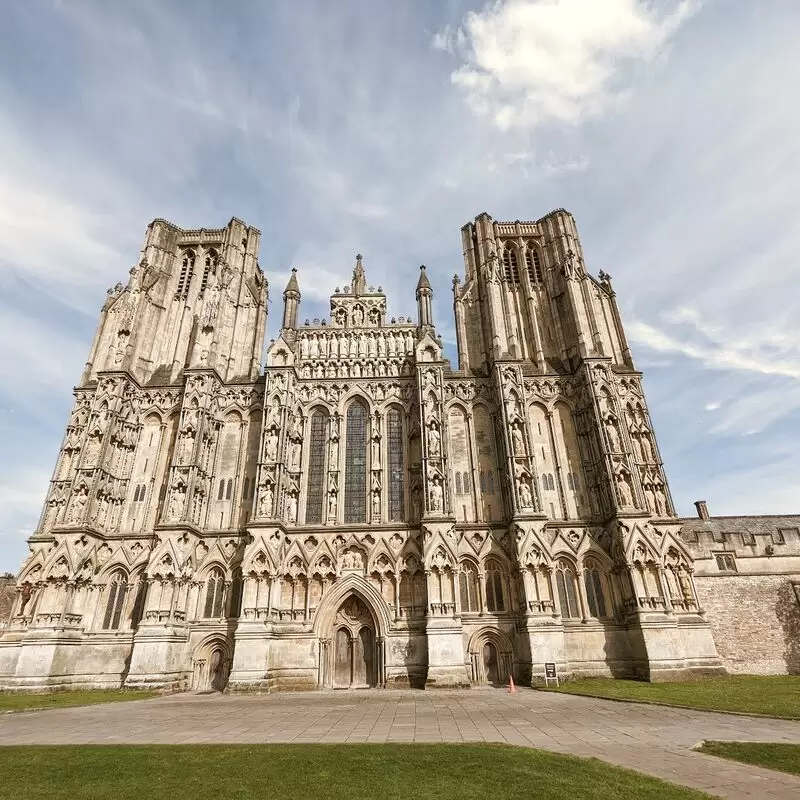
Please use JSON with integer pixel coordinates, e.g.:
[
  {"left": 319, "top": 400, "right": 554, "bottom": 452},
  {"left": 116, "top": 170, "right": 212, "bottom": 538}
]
[{"left": 508, "top": 675, "right": 517, "bottom": 694}]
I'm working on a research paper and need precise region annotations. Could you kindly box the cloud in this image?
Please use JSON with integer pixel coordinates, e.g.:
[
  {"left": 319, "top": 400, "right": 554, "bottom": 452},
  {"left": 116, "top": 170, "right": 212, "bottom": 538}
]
[
  {"left": 627, "top": 316, "right": 800, "bottom": 382},
  {"left": 437, "top": 0, "right": 699, "bottom": 129}
]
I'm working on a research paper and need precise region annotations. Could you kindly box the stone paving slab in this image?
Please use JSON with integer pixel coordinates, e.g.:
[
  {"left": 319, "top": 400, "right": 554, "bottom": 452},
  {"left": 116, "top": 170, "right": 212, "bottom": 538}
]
[{"left": 1, "top": 687, "right": 800, "bottom": 799}]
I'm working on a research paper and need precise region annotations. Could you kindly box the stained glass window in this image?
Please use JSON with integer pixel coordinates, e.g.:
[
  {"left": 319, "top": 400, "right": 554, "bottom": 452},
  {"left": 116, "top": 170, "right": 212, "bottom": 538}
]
[
  {"left": 344, "top": 400, "right": 368, "bottom": 523},
  {"left": 305, "top": 410, "right": 328, "bottom": 524},
  {"left": 387, "top": 408, "right": 405, "bottom": 521}
]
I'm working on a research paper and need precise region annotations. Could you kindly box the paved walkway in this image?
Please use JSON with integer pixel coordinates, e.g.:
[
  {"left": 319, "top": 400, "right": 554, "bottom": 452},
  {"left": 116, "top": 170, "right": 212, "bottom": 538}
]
[{"left": 2, "top": 688, "right": 800, "bottom": 798}]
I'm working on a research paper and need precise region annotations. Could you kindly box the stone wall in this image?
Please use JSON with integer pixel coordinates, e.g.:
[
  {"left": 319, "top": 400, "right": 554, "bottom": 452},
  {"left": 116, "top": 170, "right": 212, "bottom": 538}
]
[
  {"left": 694, "top": 575, "right": 800, "bottom": 674},
  {"left": 680, "top": 509, "right": 800, "bottom": 675}
]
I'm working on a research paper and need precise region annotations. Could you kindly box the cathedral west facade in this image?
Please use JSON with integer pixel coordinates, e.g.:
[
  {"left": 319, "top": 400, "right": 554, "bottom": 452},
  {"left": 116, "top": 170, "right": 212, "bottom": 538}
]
[{"left": 0, "top": 209, "right": 733, "bottom": 692}]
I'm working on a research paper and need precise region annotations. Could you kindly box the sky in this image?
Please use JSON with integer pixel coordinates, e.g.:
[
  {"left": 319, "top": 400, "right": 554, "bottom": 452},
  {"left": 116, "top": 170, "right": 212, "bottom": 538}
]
[{"left": 1, "top": 0, "right": 799, "bottom": 572}]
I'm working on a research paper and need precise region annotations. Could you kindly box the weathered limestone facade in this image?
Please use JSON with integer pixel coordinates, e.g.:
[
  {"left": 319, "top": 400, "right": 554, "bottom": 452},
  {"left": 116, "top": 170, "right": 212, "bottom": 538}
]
[{"left": 7, "top": 206, "right": 787, "bottom": 693}]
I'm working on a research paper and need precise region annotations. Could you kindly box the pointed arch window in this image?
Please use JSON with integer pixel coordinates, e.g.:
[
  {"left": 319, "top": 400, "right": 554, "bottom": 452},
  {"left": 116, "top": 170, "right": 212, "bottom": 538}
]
[
  {"left": 556, "top": 561, "right": 580, "bottom": 619},
  {"left": 459, "top": 561, "right": 479, "bottom": 612},
  {"left": 175, "top": 250, "right": 195, "bottom": 299},
  {"left": 485, "top": 560, "right": 506, "bottom": 612},
  {"left": 344, "top": 400, "right": 368, "bottom": 523},
  {"left": 502, "top": 246, "right": 520, "bottom": 283},
  {"left": 102, "top": 571, "right": 128, "bottom": 630},
  {"left": 305, "top": 409, "right": 328, "bottom": 524},
  {"left": 200, "top": 249, "right": 218, "bottom": 294},
  {"left": 204, "top": 568, "right": 226, "bottom": 618},
  {"left": 583, "top": 561, "right": 607, "bottom": 618},
  {"left": 525, "top": 245, "right": 543, "bottom": 283},
  {"left": 455, "top": 473, "right": 463, "bottom": 495},
  {"left": 387, "top": 407, "right": 405, "bottom": 521}
]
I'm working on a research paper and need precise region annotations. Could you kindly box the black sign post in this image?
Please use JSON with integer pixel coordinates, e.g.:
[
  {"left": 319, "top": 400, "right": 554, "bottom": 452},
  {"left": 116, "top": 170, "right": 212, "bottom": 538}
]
[{"left": 544, "top": 662, "right": 558, "bottom": 687}]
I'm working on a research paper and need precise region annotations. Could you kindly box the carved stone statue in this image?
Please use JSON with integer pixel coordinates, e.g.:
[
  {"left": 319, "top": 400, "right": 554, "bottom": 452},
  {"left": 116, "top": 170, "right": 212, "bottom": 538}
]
[
  {"left": 518, "top": 478, "right": 533, "bottom": 509},
  {"left": 327, "top": 492, "right": 337, "bottom": 523},
  {"left": 427, "top": 424, "right": 441, "bottom": 457},
  {"left": 265, "top": 429, "right": 279, "bottom": 462},
  {"left": 352, "top": 306, "right": 364, "bottom": 326},
  {"left": 372, "top": 490, "right": 381, "bottom": 520},
  {"left": 640, "top": 432, "right": 654, "bottom": 462},
  {"left": 429, "top": 480, "right": 444, "bottom": 513},
  {"left": 654, "top": 486, "right": 667, "bottom": 516},
  {"left": 67, "top": 485, "right": 89, "bottom": 523},
  {"left": 606, "top": 418, "right": 621, "bottom": 452},
  {"left": 511, "top": 424, "right": 525, "bottom": 454},
  {"left": 617, "top": 473, "right": 633, "bottom": 507},
  {"left": 286, "top": 492, "right": 298, "bottom": 524},
  {"left": 258, "top": 483, "right": 274, "bottom": 518}
]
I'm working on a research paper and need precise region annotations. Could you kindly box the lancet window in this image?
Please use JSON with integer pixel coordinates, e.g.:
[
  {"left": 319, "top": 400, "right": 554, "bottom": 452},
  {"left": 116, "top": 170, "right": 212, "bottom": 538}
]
[
  {"left": 200, "top": 248, "right": 218, "bottom": 294},
  {"left": 583, "top": 560, "right": 607, "bottom": 618},
  {"left": 305, "top": 409, "right": 328, "bottom": 524},
  {"left": 556, "top": 560, "right": 580, "bottom": 619},
  {"left": 175, "top": 250, "right": 195, "bottom": 299},
  {"left": 102, "top": 571, "right": 128, "bottom": 630},
  {"left": 525, "top": 245, "right": 543, "bottom": 283},
  {"left": 387, "top": 407, "right": 405, "bottom": 521},
  {"left": 459, "top": 561, "right": 480, "bottom": 612},
  {"left": 485, "top": 560, "right": 506, "bottom": 612},
  {"left": 203, "top": 568, "right": 226, "bottom": 618},
  {"left": 502, "top": 246, "right": 520, "bottom": 283},
  {"left": 344, "top": 400, "right": 368, "bottom": 523}
]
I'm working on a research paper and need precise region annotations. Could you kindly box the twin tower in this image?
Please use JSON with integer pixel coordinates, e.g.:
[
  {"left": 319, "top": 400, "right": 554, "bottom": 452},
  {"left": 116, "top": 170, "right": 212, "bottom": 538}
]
[{"left": 0, "top": 210, "right": 722, "bottom": 693}]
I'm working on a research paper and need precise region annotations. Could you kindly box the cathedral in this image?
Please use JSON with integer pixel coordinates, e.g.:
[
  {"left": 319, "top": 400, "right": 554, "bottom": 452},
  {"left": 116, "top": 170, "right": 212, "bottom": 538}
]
[{"left": 2, "top": 209, "right": 797, "bottom": 693}]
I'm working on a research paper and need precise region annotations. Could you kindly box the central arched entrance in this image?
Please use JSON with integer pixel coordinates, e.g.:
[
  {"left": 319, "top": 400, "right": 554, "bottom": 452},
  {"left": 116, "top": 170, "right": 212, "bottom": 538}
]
[{"left": 332, "top": 595, "right": 377, "bottom": 689}]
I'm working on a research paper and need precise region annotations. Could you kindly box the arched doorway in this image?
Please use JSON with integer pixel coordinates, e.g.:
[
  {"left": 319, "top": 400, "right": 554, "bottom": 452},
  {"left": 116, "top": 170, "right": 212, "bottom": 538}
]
[
  {"left": 331, "top": 595, "right": 377, "bottom": 688},
  {"left": 483, "top": 642, "right": 499, "bottom": 685},
  {"left": 468, "top": 629, "right": 514, "bottom": 686},
  {"left": 191, "top": 637, "right": 232, "bottom": 693}
]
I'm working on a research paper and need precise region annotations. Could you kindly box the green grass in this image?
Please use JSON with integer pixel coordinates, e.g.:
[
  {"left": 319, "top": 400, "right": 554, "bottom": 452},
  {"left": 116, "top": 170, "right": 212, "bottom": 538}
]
[
  {"left": 698, "top": 741, "right": 800, "bottom": 777},
  {"left": 0, "top": 689, "right": 158, "bottom": 713},
  {"left": 0, "top": 744, "right": 711, "bottom": 800},
  {"left": 542, "top": 675, "right": 800, "bottom": 718}
]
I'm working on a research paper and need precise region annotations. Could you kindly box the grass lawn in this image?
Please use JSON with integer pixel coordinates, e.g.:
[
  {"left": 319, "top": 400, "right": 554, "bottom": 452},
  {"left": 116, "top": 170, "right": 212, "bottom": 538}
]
[
  {"left": 542, "top": 675, "right": 800, "bottom": 719},
  {"left": 0, "top": 744, "right": 711, "bottom": 800},
  {"left": 0, "top": 690, "right": 158, "bottom": 713},
  {"left": 698, "top": 741, "right": 800, "bottom": 777}
]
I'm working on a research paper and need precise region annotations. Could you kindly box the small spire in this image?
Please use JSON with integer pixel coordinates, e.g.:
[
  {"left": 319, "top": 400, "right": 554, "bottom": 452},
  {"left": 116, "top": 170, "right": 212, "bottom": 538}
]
[
  {"left": 352, "top": 254, "right": 366, "bottom": 296},
  {"left": 284, "top": 267, "right": 300, "bottom": 296},
  {"left": 416, "top": 264, "right": 431, "bottom": 293}
]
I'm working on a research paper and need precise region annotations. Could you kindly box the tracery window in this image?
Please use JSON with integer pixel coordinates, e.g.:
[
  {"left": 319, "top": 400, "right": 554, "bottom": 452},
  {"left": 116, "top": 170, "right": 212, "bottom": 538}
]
[
  {"left": 344, "top": 400, "right": 368, "bottom": 523},
  {"left": 459, "top": 561, "right": 480, "bottom": 612},
  {"left": 583, "top": 561, "right": 607, "bottom": 618},
  {"left": 203, "top": 568, "right": 226, "bottom": 618},
  {"left": 102, "top": 571, "right": 128, "bottom": 630},
  {"left": 485, "top": 560, "right": 506, "bottom": 612},
  {"left": 305, "top": 409, "right": 328, "bottom": 524},
  {"left": 503, "top": 246, "right": 520, "bottom": 283},
  {"left": 525, "top": 246, "right": 543, "bottom": 283},
  {"left": 387, "top": 408, "right": 405, "bottom": 521},
  {"left": 556, "top": 561, "right": 580, "bottom": 619},
  {"left": 175, "top": 250, "right": 195, "bottom": 299}
]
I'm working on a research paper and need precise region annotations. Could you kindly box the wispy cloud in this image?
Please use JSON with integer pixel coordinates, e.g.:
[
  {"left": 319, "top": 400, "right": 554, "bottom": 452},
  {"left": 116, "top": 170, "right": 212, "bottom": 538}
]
[{"left": 436, "top": 0, "right": 698, "bottom": 129}]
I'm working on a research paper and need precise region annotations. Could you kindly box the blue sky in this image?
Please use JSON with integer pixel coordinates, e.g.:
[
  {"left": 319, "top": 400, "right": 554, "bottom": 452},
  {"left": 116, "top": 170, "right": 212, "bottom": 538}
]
[{"left": 1, "top": 0, "right": 799, "bottom": 572}]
